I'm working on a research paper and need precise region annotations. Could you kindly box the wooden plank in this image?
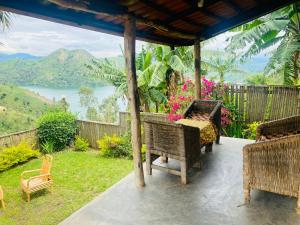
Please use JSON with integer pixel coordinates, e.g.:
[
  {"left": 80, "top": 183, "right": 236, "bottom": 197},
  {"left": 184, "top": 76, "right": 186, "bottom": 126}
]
[
  {"left": 194, "top": 40, "right": 201, "bottom": 99},
  {"left": 124, "top": 15, "right": 145, "bottom": 187}
]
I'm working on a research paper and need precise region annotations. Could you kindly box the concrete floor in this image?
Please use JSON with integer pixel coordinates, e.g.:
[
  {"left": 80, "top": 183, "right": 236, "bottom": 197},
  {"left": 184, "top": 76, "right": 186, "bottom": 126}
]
[{"left": 60, "top": 137, "right": 300, "bottom": 225}]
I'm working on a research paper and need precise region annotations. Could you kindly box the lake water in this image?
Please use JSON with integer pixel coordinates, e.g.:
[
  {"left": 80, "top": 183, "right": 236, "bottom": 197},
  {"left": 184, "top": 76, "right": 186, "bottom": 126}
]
[{"left": 23, "top": 86, "right": 127, "bottom": 119}]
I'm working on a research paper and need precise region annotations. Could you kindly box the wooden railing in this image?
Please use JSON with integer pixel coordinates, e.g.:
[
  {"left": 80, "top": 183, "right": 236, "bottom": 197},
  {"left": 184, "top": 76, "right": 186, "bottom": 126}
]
[{"left": 221, "top": 85, "right": 300, "bottom": 123}]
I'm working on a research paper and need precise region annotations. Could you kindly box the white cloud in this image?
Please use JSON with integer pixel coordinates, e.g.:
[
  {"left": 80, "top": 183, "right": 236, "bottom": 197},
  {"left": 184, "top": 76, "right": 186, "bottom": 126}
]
[{"left": 0, "top": 14, "right": 144, "bottom": 57}]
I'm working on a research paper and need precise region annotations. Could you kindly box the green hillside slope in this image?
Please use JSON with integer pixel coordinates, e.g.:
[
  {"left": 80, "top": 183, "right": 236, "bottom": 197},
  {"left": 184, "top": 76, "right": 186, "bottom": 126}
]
[
  {"left": 0, "top": 85, "right": 53, "bottom": 135},
  {"left": 0, "top": 49, "right": 106, "bottom": 88}
]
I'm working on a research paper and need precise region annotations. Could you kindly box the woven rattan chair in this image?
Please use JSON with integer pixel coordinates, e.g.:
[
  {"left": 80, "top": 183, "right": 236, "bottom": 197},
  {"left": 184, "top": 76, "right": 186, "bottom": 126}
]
[
  {"left": 0, "top": 185, "right": 5, "bottom": 209},
  {"left": 145, "top": 120, "right": 200, "bottom": 184},
  {"left": 184, "top": 100, "right": 222, "bottom": 145},
  {"left": 20, "top": 155, "right": 53, "bottom": 202},
  {"left": 243, "top": 115, "right": 300, "bottom": 213}
]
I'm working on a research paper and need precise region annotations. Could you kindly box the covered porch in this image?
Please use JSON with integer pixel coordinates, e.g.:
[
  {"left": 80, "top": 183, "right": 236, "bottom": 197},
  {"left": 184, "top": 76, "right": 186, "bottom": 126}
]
[{"left": 60, "top": 137, "right": 299, "bottom": 225}]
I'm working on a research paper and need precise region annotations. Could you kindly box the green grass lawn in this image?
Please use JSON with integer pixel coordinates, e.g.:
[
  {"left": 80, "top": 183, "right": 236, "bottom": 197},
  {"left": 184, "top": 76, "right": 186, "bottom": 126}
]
[{"left": 0, "top": 150, "right": 133, "bottom": 225}]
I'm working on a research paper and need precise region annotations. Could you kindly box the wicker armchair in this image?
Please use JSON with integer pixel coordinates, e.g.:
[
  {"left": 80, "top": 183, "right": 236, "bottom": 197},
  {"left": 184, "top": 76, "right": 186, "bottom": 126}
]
[
  {"left": 144, "top": 120, "right": 200, "bottom": 184},
  {"left": 20, "top": 155, "right": 53, "bottom": 202},
  {"left": 256, "top": 115, "right": 300, "bottom": 141},
  {"left": 0, "top": 185, "right": 5, "bottom": 209},
  {"left": 243, "top": 115, "right": 300, "bottom": 213},
  {"left": 184, "top": 100, "right": 222, "bottom": 144}
]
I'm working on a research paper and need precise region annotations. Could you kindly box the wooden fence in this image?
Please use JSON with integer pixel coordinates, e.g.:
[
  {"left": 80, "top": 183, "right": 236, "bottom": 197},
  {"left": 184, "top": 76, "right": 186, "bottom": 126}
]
[
  {"left": 0, "top": 129, "right": 37, "bottom": 149},
  {"left": 1, "top": 85, "right": 299, "bottom": 149},
  {"left": 223, "top": 85, "right": 300, "bottom": 123},
  {"left": 77, "top": 112, "right": 131, "bottom": 148}
]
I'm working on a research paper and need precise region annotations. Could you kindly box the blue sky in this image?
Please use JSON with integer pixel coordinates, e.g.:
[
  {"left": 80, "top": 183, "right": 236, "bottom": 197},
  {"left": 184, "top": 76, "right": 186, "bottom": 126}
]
[{"left": 0, "top": 13, "right": 230, "bottom": 58}]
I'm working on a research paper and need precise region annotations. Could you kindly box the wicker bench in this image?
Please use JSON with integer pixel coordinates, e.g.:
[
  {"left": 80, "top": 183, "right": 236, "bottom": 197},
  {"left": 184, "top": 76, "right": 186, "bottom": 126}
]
[
  {"left": 243, "top": 115, "right": 300, "bottom": 213},
  {"left": 184, "top": 100, "right": 222, "bottom": 145},
  {"left": 145, "top": 120, "right": 200, "bottom": 184}
]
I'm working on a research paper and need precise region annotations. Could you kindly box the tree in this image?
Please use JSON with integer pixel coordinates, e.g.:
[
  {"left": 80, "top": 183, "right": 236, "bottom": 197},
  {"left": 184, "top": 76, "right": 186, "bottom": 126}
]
[
  {"left": 87, "top": 48, "right": 167, "bottom": 112},
  {"left": 78, "top": 86, "right": 119, "bottom": 122},
  {"left": 0, "top": 11, "right": 11, "bottom": 31},
  {"left": 0, "top": 11, "right": 12, "bottom": 46},
  {"left": 201, "top": 50, "right": 245, "bottom": 84},
  {"left": 226, "top": 3, "right": 300, "bottom": 85}
]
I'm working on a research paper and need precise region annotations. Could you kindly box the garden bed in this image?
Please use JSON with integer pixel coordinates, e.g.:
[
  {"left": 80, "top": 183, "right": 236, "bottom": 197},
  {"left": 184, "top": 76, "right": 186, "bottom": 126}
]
[{"left": 0, "top": 149, "right": 133, "bottom": 225}]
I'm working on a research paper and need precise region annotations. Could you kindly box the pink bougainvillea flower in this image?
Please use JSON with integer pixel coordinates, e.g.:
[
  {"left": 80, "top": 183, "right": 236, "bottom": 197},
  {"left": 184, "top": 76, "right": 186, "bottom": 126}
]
[
  {"left": 168, "top": 113, "right": 175, "bottom": 121},
  {"left": 175, "top": 114, "right": 183, "bottom": 121},
  {"left": 172, "top": 102, "right": 181, "bottom": 111},
  {"left": 181, "top": 83, "right": 187, "bottom": 92},
  {"left": 179, "top": 96, "right": 186, "bottom": 101}
]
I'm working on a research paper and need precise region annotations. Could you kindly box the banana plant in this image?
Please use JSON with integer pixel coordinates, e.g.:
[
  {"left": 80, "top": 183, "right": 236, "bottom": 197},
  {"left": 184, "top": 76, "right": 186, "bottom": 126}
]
[{"left": 226, "top": 3, "right": 300, "bottom": 85}]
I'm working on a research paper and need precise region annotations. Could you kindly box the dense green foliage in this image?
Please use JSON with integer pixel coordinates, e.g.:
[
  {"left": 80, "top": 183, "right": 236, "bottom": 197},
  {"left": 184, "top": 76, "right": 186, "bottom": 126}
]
[
  {"left": 227, "top": 3, "right": 300, "bottom": 85},
  {"left": 97, "top": 133, "right": 146, "bottom": 160},
  {"left": 97, "top": 134, "right": 126, "bottom": 158},
  {"left": 74, "top": 136, "right": 89, "bottom": 151},
  {"left": 0, "top": 49, "right": 107, "bottom": 88},
  {"left": 0, "top": 150, "right": 132, "bottom": 225},
  {"left": 0, "top": 141, "right": 40, "bottom": 172},
  {"left": 201, "top": 51, "right": 245, "bottom": 84},
  {"left": 40, "top": 141, "right": 55, "bottom": 154},
  {"left": 0, "top": 85, "right": 52, "bottom": 135},
  {"left": 37, "top": 111, "right": 77, "bottom": 151},
  {"left": 242, "top": 122, "right": 262, "bottom": 140}
]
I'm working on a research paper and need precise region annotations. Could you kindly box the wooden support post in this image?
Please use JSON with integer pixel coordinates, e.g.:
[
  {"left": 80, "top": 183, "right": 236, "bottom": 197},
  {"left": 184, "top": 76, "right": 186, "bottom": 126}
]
[
  {"left": 124, "top": 15, "right": 145, "bottom": 187},
  {"left": 194, "top": 40, "right": 201, "bottom": 99}
]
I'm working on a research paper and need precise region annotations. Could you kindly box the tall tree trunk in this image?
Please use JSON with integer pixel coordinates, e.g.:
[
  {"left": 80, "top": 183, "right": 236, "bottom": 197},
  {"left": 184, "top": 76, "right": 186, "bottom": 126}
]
[{"left": 124, "top": 15, "right": 145, "bottom": 187}]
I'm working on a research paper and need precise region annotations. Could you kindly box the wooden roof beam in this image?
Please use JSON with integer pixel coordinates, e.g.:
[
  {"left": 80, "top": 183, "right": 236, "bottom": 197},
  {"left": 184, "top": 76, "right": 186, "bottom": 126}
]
[
  {"left": 200, "top": 0, "right": 297, "bottom": 39},
  {"left": 48, "top": 0, "right": 196, "bottom": 40},
  {"left": 164, "top": 0, "right": 226, "bottom": 25},
  {"left": 138, "top": 0, "right": 203, "bottom": 29},
  {"left": 222, "top": 0, "right": 242, "bottom": 13}
]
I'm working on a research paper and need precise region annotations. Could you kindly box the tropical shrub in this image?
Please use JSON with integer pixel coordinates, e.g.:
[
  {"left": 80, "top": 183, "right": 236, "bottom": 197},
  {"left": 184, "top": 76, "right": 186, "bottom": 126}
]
[
  {"left": 74, "top": 136, "right": 89, "bottom": 151},
  {"left": 97, "top": 133, "right": 146, "bottom": 160},
  {"left": 41, "top": 141, "right": 54, "bottom": 154},
  {"left": 243, "top": 122, "right": 262, "bottom": 140},
  {"left": 97, "top": 134, "right": 125, "bottom": 158},
  {"left": 37, "top": 110, "right": 77, "bottom": 151},
  {"left": 0, "top": 140, "right": 40, "bottom": 172}
]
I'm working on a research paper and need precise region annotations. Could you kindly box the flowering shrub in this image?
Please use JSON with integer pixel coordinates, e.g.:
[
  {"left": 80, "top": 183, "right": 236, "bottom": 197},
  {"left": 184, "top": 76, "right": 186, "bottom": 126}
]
[
  {"left": 166, "top": 76, "right": 233, "bottom": 129},
  {"left": 202, "top": 77, "right": 214, "bottom": 98},
  {"left": 202, "top": 76, "right": 228, "bottom": 100},
  {"left": 221, "top": 107, "right": 232, "bottom": 127},
  {"left": 167, "top": 80, "right": 194, "bottom": 122}
]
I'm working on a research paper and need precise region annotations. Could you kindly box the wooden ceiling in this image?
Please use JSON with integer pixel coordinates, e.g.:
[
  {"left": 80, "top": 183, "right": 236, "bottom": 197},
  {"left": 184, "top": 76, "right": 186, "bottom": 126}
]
[{"left": 0, "top": 0, "right": 297, "bottom": 46}]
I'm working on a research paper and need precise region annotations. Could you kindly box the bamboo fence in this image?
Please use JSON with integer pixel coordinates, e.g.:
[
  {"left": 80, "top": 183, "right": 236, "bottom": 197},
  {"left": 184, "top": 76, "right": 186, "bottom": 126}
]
[{"left": 222, "top": 85, "right": 300, "bottom": 123}]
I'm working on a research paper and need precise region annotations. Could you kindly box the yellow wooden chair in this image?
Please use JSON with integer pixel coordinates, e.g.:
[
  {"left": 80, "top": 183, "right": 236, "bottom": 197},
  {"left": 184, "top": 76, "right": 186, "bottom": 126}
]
[
  {"left": 20, "top": 155, "right": 53, "bottom": 202},
  {"left": 0, "top": 185, "right": 5, "bottom": 209}
]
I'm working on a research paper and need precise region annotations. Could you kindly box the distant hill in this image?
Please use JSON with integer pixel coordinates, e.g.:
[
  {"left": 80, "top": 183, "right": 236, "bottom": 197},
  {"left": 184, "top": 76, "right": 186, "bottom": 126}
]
[
  {"left": 0, "top": 53, "right": 40, "bottom": 61},
  {"left": 0, "top": 84, "right": 53, "bottom": 135},
  {"left": 0, "top": 49, "right": 108, "bottom": 88}
]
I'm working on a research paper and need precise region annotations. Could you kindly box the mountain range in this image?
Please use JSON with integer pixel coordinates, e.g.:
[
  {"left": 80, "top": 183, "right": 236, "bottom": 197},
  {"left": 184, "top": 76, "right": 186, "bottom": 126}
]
[
  {"left": 0, "top": 48, "right": 269, "bottom": 87},
  {"left": 0, "top": 49, "right": 109, "bottom": 88}
]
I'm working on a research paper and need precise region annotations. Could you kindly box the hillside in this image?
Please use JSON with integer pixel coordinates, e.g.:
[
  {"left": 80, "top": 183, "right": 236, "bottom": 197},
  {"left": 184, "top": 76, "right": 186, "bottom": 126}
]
[
  {"left": 0, "top": 49, "right": 107, "bottom": 88},
  {"left": 0, "top": 85, "right": 53, "bottom": 135}
]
